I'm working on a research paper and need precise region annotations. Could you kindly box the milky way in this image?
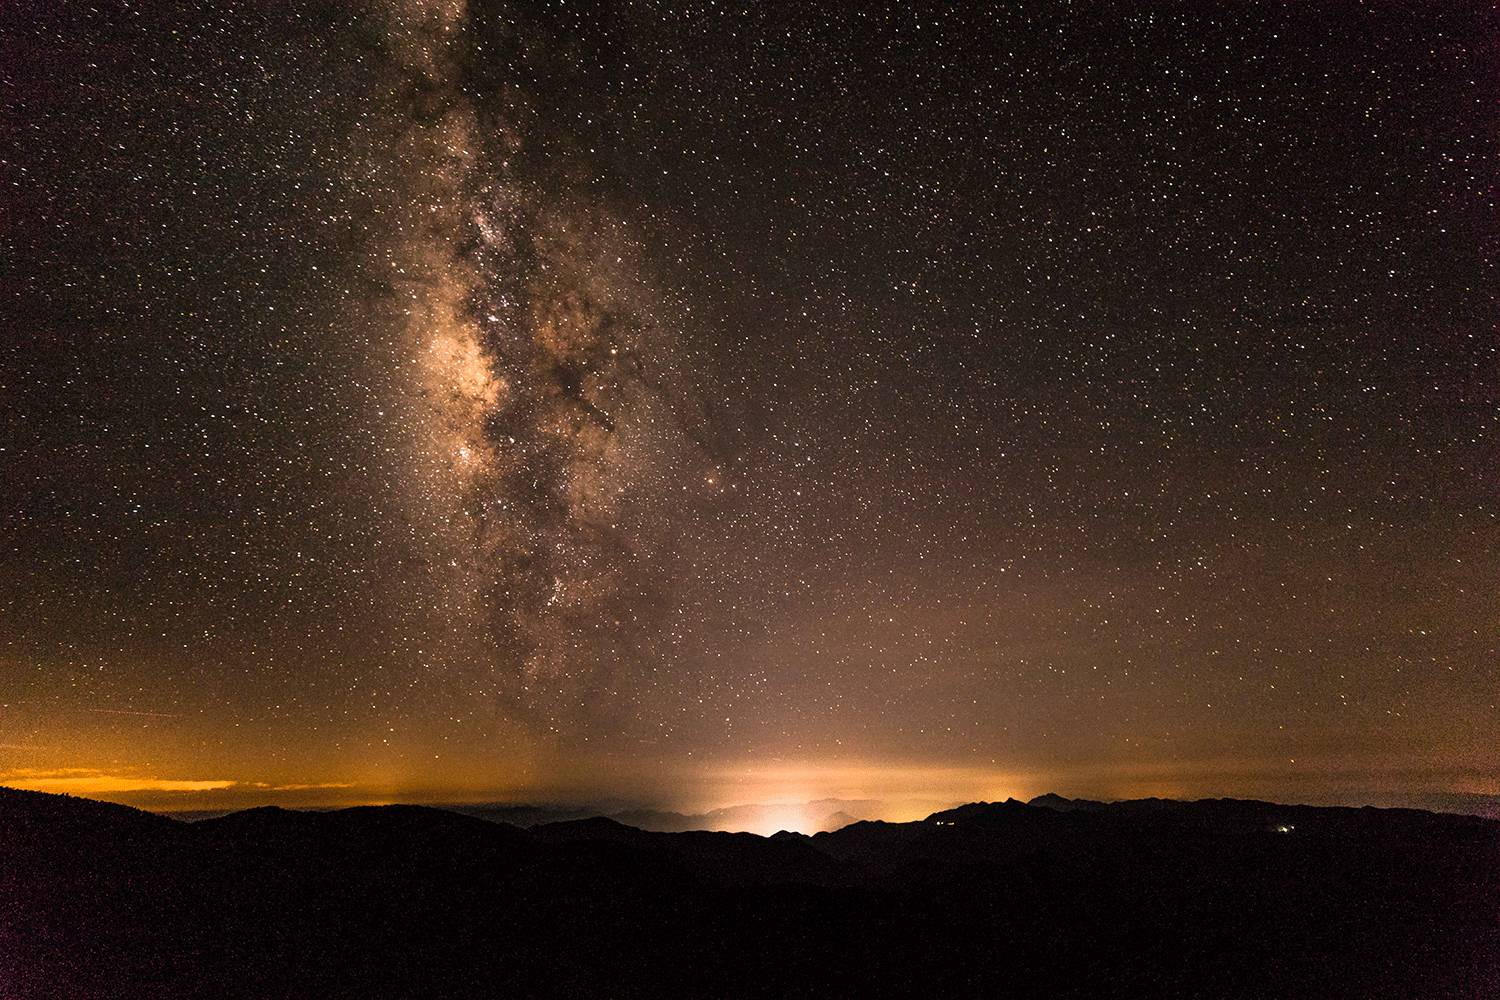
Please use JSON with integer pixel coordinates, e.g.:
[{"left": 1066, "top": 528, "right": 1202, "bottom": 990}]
[{"left": 363, "top": 1, "right": 714, "bottom": 723}]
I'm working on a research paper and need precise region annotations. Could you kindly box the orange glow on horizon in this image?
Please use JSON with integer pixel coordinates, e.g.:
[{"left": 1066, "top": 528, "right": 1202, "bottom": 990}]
[
  {"left": 2, "top": 769, "right": 236, "bottom": 795},
  {"left": 3, "top": 747, "right": 1489, "bottom": 821}
]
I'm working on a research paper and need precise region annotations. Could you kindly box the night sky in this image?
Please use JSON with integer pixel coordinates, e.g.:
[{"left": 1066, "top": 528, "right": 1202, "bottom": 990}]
[{"left": 3, "top": 1, "right": 1496, "bottom": 816}]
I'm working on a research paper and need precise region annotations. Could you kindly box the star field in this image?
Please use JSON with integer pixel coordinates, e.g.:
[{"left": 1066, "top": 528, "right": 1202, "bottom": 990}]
[{"left": 2, "top": 1, "right": 1496, "bottom": 810}]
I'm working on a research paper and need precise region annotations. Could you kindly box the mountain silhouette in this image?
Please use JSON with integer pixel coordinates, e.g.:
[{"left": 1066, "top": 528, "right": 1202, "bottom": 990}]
[{"left": 2, "top": 786, "right": 1497, "bottom": 998}]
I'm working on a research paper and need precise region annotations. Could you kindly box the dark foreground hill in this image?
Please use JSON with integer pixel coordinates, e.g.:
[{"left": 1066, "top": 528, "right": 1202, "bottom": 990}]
[{"left": 1, "top": 788, "right": 1496, "bottom": 998}]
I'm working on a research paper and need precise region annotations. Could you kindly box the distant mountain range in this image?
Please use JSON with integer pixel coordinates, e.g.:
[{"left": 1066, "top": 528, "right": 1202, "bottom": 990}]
[
  {"left": 161, "top": 789, "right": 1500, "bottom": 828},
  {"left": 167, "top": 797, "right": 880, "bottom": 834},
  {"left": 3, "top": 786, "right": 1496, "bottom": 998}
]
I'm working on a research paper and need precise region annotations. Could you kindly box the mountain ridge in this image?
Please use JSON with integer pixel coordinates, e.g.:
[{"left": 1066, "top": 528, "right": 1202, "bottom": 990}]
[{"left": 3, "top": 785, "right": 1496, "bottom": 998}]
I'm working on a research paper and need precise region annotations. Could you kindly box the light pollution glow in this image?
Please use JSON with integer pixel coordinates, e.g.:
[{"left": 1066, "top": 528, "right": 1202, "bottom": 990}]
[{"left": 7, "top": 753, "right": 1494, "bottom": 832}]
